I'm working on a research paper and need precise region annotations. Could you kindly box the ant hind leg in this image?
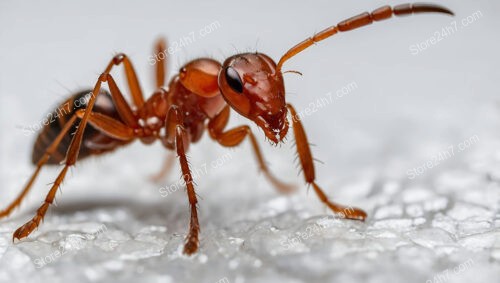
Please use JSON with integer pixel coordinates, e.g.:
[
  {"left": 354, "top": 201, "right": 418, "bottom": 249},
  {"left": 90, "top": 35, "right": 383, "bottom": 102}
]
[
  {"left": 0, "top": 115, "right": 79, "bottom": 220},
  {"left": 11, "top": 71, "right": 137, "bottom": 241}
]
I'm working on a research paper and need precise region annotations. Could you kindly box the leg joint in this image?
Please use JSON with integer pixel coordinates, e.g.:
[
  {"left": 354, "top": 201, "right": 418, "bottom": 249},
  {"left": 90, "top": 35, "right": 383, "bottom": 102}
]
[
  {"left": 98, "top": 73, "right": 108, "bottom": 82},
  {"left": 112, "top": 53, "right": 127, "bottom": 64}
]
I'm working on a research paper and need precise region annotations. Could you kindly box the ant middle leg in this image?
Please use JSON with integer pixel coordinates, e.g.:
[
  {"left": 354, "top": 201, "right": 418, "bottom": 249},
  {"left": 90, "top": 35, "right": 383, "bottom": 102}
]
[
  {"left": 149, "top": 40, "right": 174, "bottom": 182},
  {"left": 163, "top": 106, "right": 201, "bottom": 255},
  {"left": 153, "top": 37, "right": 167, "bottom": 88},
  {"left": 208, "top": 106, "right": 295, "bottom": 193},
  {"left": 286, "top": 104, "right": 367, "bottom": 220}
]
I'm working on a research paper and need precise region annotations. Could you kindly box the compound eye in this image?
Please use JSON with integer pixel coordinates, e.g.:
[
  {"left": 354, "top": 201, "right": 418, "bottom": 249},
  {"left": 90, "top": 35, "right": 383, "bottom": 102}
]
[{"left": 224, "top": 67, "right": 243, "bottom": 93}]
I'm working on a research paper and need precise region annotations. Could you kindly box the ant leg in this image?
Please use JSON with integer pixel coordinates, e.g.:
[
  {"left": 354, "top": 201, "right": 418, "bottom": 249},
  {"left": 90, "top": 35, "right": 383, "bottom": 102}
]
[
  {"left": 12, "top": 71, "right": 138, "bottom": 240},
  {"left": 150, "top": 43, "right": 175, "bottom": 180},
  {"left": 12, "top": 110, "right": 136, "bottom": 240},
  {"left": 208, "top": 106, "right": 295, "bottom": 193},
  {"left": 0, "top": 115, "right": 78, "bottom": 219},
  {"left": 154, "top": 38, "right": 167, "bottom": 88},
  {"left": 104, "top": 53, "right": 145, "bottom": 108},
  {"left": 176, "top": 126, "right": 199, "bottom": 255},
  {"left": 2, "top": 73, "right": 136, "bottom": 222},
  {"left": 149, "top": 153, "right": 176, "bottom": 183},
  {"left": 73, "top": 110, "right": 136, "bottom": 140},
  {"left": 277, "top": 3, "right": 453, "bottom": 71},
  {"left": 286, "top": 104, "right": 367, "bottom": 220},
  {"left": 106, "top": 74, "right": 139, "bottom": 128},
  {"left": 164, "top": 106, "right": 200, "bottom": 255}
]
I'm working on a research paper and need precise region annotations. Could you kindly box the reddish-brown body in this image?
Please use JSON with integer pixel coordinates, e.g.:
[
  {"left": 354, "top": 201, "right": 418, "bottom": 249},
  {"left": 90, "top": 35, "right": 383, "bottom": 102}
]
[
  {"left": 1, "top": 3, "right": 453, "bottom": 255},
  {"left": 32, "top": 60, "right": 227, "bottom": 164}
]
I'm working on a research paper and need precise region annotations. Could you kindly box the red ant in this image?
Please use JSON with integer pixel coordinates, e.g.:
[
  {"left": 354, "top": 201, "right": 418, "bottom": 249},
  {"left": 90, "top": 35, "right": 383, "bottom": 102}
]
[{"left": 0, "top": 3, "right": 453, "bottom": 254}]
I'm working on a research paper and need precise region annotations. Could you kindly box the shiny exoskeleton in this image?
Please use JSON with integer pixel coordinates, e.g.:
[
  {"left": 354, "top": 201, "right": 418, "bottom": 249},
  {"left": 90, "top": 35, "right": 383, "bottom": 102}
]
[
  {"left": 1, "top": 3, "right": 453, "bottom": 255},
  {"left": 32, "top": 90, "right": 129, "bottom": 164}
]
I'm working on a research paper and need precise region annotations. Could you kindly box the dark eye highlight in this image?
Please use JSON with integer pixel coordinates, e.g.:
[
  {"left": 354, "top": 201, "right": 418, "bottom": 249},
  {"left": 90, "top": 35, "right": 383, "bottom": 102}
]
[{"left": 225, "top": 67, "right": 243, "bottom": 93}]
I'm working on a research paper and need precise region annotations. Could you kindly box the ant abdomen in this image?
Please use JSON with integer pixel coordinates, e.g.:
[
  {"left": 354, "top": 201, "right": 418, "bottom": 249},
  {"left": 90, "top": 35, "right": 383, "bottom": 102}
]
[{"left": 32, "top": 90, "right": 128, "bottom": 165}]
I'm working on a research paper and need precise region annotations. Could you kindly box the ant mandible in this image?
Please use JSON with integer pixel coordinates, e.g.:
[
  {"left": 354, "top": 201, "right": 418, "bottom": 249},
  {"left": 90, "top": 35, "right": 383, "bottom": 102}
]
[{"left": 1, "top": 3, "right": 453, "bottom": 254}]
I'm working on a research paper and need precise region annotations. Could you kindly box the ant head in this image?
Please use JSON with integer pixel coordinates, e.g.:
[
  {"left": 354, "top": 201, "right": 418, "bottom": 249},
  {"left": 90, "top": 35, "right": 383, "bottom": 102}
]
[{"left": 218, "top": 53, "right": 288, "bottom": 143}]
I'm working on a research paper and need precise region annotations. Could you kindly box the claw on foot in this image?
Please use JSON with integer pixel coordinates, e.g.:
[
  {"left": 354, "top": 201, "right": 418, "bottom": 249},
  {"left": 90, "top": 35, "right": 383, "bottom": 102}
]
[
  {"left": 0, "top": 211, "right": 9, "bottom": 219},
  {"left": 267, "top": 173, "right": 297, "bottom": 194},
  {"left": 328, "top": 202, "right": 367, "bottom": 221},
  {"left": 149, "top": 173, "right": 166, "bottom": 184},
  {"left": 12, "top": 218, "right": 40, "bottom": 242},
  {"left": 183, "top": 239, "right": 199, "bottom": 255},
  {"left": 278, "top": 184, "right": 297, "bottom": 194}
]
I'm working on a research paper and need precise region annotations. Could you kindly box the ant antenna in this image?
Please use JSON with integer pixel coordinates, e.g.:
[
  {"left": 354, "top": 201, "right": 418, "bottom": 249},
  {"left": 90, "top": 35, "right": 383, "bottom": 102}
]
[
  {"left": 283, "top": 70, "right": 303, "bottom": 76},
  {"left": 276, "top": 3, "right": 453, "bottom": 73}
]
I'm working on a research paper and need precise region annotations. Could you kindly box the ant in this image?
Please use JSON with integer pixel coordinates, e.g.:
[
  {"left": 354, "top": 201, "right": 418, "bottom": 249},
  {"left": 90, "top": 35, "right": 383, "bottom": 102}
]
[{"left": 1, "top": 3, "right": 453, "bottom": 255}]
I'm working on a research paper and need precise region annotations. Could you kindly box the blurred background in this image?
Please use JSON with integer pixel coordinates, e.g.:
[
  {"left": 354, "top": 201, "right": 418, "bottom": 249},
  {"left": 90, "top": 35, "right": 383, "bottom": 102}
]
[{"left": 0, "top": 1, "right": 499, "bottom": 283}]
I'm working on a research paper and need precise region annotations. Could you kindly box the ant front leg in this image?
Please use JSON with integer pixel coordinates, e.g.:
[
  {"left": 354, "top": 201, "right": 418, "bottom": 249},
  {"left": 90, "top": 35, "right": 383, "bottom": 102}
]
[
  {"left": 208, "top": 106, "right": 295, "bottom": 193},
  {"left": 286, "top": 104, "right": 367, "bottom": 220},
  {"left": 163, "top": 106, "right": 200, "bottom": 255}
]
